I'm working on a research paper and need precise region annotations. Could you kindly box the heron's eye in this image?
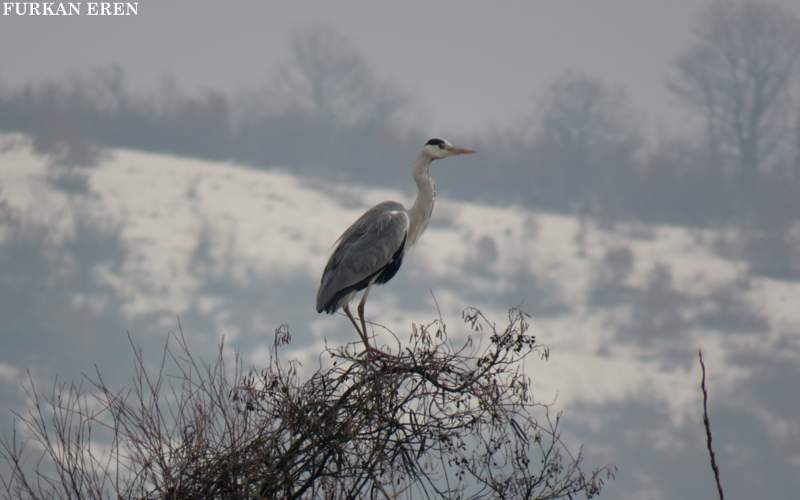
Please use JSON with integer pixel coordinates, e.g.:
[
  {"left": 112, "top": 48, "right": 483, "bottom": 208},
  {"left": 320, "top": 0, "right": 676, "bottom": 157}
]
[{"left": 426, "top": 138, "right": 446, "bottom": 148}]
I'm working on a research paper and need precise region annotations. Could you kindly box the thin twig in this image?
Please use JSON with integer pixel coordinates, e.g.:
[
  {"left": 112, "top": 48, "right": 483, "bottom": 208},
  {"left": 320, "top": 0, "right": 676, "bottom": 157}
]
[{"left": 698, "top": 349, "right": 724, "bottom": 500}]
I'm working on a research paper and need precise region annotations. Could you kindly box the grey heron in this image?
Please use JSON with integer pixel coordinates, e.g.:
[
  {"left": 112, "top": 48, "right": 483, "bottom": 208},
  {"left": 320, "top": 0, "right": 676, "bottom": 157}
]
[{"left": 316, "top": 138, "right": 476, "bottom": 355}]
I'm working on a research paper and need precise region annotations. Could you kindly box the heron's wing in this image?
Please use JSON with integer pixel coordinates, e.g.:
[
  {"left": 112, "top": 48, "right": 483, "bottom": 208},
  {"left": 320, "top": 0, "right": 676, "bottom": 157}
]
[{"left": 316, "top": 201, "right": 409, "bottom": 313}]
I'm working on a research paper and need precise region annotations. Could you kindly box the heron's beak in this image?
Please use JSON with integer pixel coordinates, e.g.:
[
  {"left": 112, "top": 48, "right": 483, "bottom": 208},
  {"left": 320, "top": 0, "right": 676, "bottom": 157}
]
[{"left": 446, "top": 145, "right": 477, "bottom": 156}]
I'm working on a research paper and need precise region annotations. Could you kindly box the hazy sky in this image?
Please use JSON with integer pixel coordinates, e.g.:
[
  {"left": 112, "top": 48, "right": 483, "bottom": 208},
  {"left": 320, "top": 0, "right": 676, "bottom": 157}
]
[
  {"left": 2, "top": 0, "right": 798, "bottom": 135},
  {"left": 3, "top": 2, "right": 800, "bottom": 498}
]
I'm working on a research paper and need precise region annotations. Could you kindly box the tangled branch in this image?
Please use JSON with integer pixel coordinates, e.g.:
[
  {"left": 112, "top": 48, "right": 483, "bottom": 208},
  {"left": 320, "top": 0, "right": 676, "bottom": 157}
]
[{"left": 1, "top": 308, "right": 614, "bottom": 499}]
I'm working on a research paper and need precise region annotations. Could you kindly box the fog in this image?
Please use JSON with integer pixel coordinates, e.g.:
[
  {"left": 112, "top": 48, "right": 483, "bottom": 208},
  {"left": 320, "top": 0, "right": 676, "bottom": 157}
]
[{"left": 1, "top": 1, "right": 800, "bottom": 499}]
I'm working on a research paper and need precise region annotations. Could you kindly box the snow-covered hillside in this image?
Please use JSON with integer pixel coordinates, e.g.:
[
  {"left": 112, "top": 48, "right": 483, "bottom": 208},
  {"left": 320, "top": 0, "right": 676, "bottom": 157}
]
[{"left": 1, "top": 134, "right": 798, "bottom": 499}]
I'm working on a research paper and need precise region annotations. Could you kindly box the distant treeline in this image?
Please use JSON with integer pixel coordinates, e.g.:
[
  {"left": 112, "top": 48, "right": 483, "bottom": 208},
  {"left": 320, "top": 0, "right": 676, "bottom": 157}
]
[{"left": 1, "top": 4, "right": 799, "bottom": 236}]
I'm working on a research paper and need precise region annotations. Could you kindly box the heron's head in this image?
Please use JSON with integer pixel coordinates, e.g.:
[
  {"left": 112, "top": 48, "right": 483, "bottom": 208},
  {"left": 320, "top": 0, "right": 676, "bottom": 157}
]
[{"left": 423, "top": 137, "right": 476, "bottom": 160}]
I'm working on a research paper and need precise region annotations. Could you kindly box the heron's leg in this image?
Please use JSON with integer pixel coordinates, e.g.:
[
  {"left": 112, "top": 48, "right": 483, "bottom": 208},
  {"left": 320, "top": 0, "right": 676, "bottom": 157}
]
[
  {"left": 357, "top": 283, "right": 373, "bottom": 347},
  {"left": 356, "top": 286, "right": 394, "bottom": 360},
  {"left": 343, "top": 303, "right": 370, "bottom": 349}
]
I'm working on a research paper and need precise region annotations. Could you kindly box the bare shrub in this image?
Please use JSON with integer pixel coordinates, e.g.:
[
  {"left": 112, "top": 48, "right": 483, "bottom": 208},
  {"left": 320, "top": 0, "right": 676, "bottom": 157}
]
[{"left": 1, "top": 308, "right": 614, "bottom": 499}]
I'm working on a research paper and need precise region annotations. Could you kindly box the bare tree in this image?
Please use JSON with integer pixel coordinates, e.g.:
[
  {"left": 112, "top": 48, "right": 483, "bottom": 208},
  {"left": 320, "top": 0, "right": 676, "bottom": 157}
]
[
  {"left": 670, "top": 1, "right": 800, "bottom": 183},
  {"left": 537, "top": 73, "right": 640, "bottom": 165},
  {"left": 270, "top": 27, "right": 407, "bottom": 129},
  {"left": 532, "top": 72, "right": 642, "bottom": 217},
  {"left": 1, "top": 309, "right": 614, "bottom": 499}
]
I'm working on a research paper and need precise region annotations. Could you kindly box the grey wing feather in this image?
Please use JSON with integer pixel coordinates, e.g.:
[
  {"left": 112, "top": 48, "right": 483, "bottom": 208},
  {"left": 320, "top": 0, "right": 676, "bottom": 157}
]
[{"left": 316, "top": 201, "right": 409, "bottom": 313}]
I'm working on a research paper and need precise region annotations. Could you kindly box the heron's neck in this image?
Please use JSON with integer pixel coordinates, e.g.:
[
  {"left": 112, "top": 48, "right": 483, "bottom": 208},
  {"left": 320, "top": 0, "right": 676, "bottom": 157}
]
[{"left": 408, "top": 152, "right": 435, "bottom": 247}]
